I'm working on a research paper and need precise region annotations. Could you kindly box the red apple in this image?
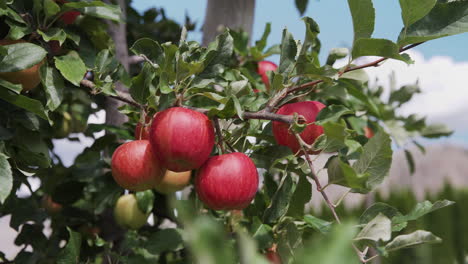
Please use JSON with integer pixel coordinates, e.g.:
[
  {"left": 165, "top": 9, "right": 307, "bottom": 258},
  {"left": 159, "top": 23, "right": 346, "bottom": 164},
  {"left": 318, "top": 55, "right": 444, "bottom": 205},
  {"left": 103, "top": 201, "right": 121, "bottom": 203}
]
[
  {"left": 195, "top": 152, "right": 259, "bottom": 210},
  {"left": 364, "top": 126, "right": 374, "bottom": 138},
  {"left": 111, "top": 140, "right": 163, "bottom": 191},
  {"left": 149, "top": 107, "right": 215, "bottom": 172},
  {"left": 265, "top": 251, "right": 282, "bottom": 264},
  {"left": 60, "top": 10, "right": 80, "bottom": 25},
  {"left": 257, "top": 60, "right": 278, "bottom": 90},
  {"left": 272, "top": 101, "right": 325, "bottom": 155},
  {"left": 114, "top": 194, "right": 149, "bottom": 230},
  {"left": 42, "top": 195, "right": 62, "bottom": 215}
]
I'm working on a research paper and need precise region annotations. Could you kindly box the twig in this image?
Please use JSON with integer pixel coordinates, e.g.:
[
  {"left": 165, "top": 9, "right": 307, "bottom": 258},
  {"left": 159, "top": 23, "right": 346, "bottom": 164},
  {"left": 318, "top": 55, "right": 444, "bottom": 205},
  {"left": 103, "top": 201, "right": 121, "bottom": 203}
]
[
  {"left": 80, "top": 79, "right": 143, "bottom": 109},
  {"left": 213, "top": 117, "right": 226, "bottom": 154},
  {"left": 182, "top": 106, "right": 297, "bottom": 124},
  {"left": 294, "top": 132, "right": 368, "bottom": 263}
]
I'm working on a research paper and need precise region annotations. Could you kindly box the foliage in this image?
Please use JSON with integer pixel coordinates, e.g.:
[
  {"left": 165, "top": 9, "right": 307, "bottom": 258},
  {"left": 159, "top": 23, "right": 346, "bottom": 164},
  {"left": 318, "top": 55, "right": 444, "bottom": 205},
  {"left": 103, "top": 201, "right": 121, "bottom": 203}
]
[{"left": 0, "top": 0, "right": 467, "bottom": 263}]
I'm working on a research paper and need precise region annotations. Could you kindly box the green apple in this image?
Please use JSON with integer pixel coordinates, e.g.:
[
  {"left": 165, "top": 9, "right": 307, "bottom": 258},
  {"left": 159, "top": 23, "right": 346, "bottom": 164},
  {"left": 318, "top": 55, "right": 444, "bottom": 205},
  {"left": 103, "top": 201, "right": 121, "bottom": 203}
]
[{"left": 114, "top": 194, "right": 149, "bottom": 230}]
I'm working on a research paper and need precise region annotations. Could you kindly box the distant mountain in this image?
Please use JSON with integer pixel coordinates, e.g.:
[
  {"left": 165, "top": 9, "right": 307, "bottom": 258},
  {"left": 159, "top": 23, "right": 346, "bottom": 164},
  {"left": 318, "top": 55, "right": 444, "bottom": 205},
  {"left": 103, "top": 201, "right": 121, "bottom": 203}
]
[{"left": 308, "top": 144, "right": 468, "bottom": 212}]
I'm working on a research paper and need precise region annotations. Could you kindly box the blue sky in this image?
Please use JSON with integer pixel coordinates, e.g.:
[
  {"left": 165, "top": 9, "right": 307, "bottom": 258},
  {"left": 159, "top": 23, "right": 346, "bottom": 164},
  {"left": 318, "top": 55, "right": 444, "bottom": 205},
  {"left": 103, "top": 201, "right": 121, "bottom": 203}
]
[{"left": 132, "top": 0, "right": 468, "bottom": 62}]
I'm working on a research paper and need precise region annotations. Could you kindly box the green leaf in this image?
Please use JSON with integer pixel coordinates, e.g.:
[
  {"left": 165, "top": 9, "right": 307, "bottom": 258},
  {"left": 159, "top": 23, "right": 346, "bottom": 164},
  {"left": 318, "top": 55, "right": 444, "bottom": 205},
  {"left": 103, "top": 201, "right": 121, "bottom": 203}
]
[
  {"left": 145, "top": 228, "right": 183, "bottom": 255},
  {"left": 316, "top": 105, "right": 353, "bottom": 125},
  {"left": 313, "top": 122, "right": 348, "bottom": 152},
  {"left": 0, "top": 89, "right": 49, "bottom": 120},
  {"left": 83, "top": 4, "right": 121, "bottom": 22},
  {"left": 295, "top": 0, "right": 309, "bottom": 15},
  {"left": 359, "top": 203, "right": 402, "bottom": 225},
  {"left": 355, "top": 213, "right": 391, "bottom": 242},
  {"left": 295, "top": 221, "right": 359, "bottom": 264},
  {"left": 270, "top": 73, "right": 284, "bottom": 92},
  {"left": 44, "top": 0, "right": 60, "bottom": 19},
  {"left": 288, "top": 175, "right": 312, "bottom": 218},
  {"left": 347, "top": 0, "right": 375, "bottom": 42},
  {"left": 135, "top": 190, "right": 155, "bottom": 214},
  {"left": 352, "top": 38, "right": 409, "bottom": 63},
  {"left": 352, "top": 130, "right": 392, "bottom": 191},
  {"left": 384, "top": 230, "right": 441, "bottom": 252},
  {"left": 301, "top": 17, "right": 320, "bottom": 55},
  {"left": 0, "top": 153, "right": 12, "bottom": 204},
  {"left": 251, "top": 222, "right": 274, "bottom": 250},
  {"left": 40, "top": 66, "right": 65, "bottom": 111},
  {"left": 398, "top": 2, "right": 468, "bottom": 46},
  {"left": 392, "top": 200, "right": 454, "bottom": 229},
  {"left": 5, "top": 20, "right": 31, "bottom": 40},
  {"left": 326, "top": 48, "right": 348, "bottom": 65},
  {"left": 404, "top": 149, "right": 415, "bottom": 174},
  {"left": 130, "top": 63, "right": 156, "bottom": 103},
  {"left": 0, "top": 42, "right": 46, "bottom": 72},
  {"left": 54, "top": 51, "right": 87, "bottom": 86},
  {"left": 130, "top": 38, "right": 164, "bottom": 67},
  {"left": 278, "top": 29, "right": 297, "bottom": 75},
  {"left": 263, "top": 174, "right": 294, "bottom": 224},
  {"left": 57, "top": 227, "right": 82, "bottom": 264},
  {"left": 0, "top": 79, "right": 22, "bottom": 94},
  {"left": 200, "top": 31, "right": 234, "bottom": 78},
  {"left": 255, "top": 23, "right": 271, "bottom": 52},
  {"left": 37, "top": 28, "right": 67, "bottom": 46},
  {"left": 399, "top": 0, "right": 437, "bottom": 28},
  {"left": 303, "top": 215, "right": 332, "bottom": 234},
  {"left": 327, "top": 156, "right": 369, "bottom": 190},
  {"left": 389, "top": 84, "right": 420, "bottom": 106},
  {"left": 62, "top": 1, "right": 107, "bottom": 9},
  {"left": 277, "top": 219, "right": 303, "bottom": 263},
  {"left": 420, "top": 123, "right": 453, "bottom": 138},
  {"left": 237, "top": 231, "right": 270, "bottom": 264}
]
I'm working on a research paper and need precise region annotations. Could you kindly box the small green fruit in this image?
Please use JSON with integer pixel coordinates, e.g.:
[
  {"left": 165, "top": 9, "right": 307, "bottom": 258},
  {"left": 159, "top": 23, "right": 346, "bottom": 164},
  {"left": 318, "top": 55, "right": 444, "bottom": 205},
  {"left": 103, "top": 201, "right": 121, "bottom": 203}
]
[{"left": 114, "top": 194, "right": 149, "bottom": 230}]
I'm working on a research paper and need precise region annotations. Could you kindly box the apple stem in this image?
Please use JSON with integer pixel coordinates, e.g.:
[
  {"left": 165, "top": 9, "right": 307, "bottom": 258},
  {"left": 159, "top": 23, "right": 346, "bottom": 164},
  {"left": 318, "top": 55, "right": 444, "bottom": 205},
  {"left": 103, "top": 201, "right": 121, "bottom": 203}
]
[{"left": 213, "top": 117, "right": 226, "bottom": 154}]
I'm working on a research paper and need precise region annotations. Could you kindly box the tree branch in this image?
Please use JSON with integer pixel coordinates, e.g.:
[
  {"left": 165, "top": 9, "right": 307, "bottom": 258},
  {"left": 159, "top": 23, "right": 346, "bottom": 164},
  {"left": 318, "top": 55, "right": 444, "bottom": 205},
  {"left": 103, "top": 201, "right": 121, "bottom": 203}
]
[
  {"left": 294, "top": 132, "right": 373, "bottom": 263},
  {"left": 263, "top": 42, "right": 425, "bottom": 112}
]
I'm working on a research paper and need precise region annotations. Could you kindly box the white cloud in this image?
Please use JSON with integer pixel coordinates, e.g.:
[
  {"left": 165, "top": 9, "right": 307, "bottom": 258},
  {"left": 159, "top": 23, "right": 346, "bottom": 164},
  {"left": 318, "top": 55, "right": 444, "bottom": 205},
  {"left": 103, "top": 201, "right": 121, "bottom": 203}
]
[{"left": 361, "top": 50, "right": 468, "bottom": 121}]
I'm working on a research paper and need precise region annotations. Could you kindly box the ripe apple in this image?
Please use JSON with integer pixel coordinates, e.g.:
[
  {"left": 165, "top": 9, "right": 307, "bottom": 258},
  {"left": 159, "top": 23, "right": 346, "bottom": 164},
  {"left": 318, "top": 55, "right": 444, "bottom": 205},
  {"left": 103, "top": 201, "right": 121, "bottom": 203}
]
[
  {"left": 42, "top": 195, "right": 63, "bottom": 215},
  {"left": 272, "top": 101, "right": 325, "bottom": 155},
  {"left": 149, "top": 107, "right": 215, "bottom": 172},
  {"left": 154, "top": 170, "right": 192, "bottom": 194},
  {"left": 114, "top": 194, "right": 149, "bottom": 230},
  {"left": 0, "top": 39, "right": 43, "bottom": 91},
  {"left": 364, "top": 126, "right": 374, "bottom": 138},
  {"left": 111, "top": 140, "right": 163, "bottom": 191},
  {"left": 60, "top": 10, "right": 81, "bottom": 25},
  {"left": 265, "top": 251, "right": 282, "bottom": 264},
  {"left": 257, "top": 60, "right": 278, "bottom": 90},
  {"left": 195, "top": 152, "right": 259, "bottom": 210}
]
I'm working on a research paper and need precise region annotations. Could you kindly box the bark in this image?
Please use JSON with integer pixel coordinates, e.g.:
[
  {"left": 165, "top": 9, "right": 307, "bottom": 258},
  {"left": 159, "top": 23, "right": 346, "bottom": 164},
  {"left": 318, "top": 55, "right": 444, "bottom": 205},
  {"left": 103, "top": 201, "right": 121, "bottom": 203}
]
[
  {"left": 202, "top": 0, "right": 256, "bottom": 46},
  {"left": 104, "top": 0, "right": 129, "bottom": 127}
]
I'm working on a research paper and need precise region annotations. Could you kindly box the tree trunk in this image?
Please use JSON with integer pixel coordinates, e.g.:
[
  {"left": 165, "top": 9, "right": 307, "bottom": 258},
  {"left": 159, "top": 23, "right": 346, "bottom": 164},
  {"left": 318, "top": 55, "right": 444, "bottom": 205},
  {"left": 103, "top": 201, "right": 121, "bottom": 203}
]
[
  {"left": 104, "top": 0, "right": 129, "bottom": 127},
  {"left": 202, "top": 0, "right": 256, "bottom": 46}
]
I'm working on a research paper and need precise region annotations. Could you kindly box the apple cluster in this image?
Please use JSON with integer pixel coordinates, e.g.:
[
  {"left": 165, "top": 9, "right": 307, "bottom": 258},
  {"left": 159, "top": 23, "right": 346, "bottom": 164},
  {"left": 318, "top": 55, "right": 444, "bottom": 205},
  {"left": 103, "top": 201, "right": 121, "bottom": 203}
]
[{"left": 110, "top": 61, "right": 329, "bottom": 229}]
